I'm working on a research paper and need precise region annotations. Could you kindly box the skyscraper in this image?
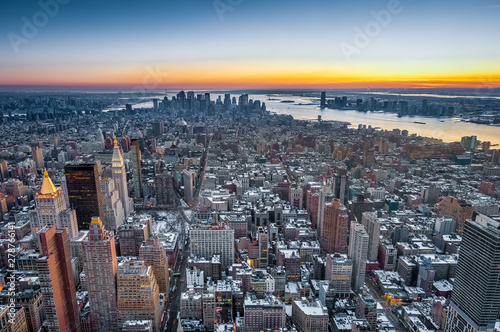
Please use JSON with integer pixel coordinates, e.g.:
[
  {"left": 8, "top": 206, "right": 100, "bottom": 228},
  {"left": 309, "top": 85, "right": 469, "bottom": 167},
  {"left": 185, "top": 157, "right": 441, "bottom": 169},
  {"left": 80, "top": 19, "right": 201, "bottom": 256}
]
[
  {"left": 65, "top": 163, "right": 105, "bottom": 231},
  {"left": 321, "top": 199, "right": 349, "bottom": 254},
  {"left": 320, "top": 91, "right": 326, "bottom": 108},
  {"left": 83, "top": 217, "right": 118, "bottom": 332},
  {"left": 131, "top": 139, "right": 143, "bottom": 198},
  {"left": 100, "top": 178, "right": 125, "bottom": 232},
  {"left": 445, "top": 214, "right": 500, "bottom": 332},
  {"left": 152, "top": 121, "right": 164, "bottom": 136},
  {"left": 139, "top": 237, "right": 170, "bottom": 294},
  {"left": 349, "top": 221, "right": 369, "bottom": 292},
  {"left": 154, "top": 172, "right": 175, "bottom": 208},
  {"left": 333, "top": 168, "right": 349, "bottom": 206},
  {"left": 190, "top": 222, "right": 235, "bottom": 269},
  {"left": 36, "top": 225, "right": 80, "bottom": 332},
  {"left": 117, "top": 259, "right": 161, "bottom": 331},
  {"left": 183, "top": 169, "right": 195, "bottom": 204},
  {"left": 30, "top": 169, "right": 79, "bottom": 239},
  {"left": 325, "top": 254, "right": 353, "bottom": 298},
  {"left": 362, "top": 211, "right": 380, "bottom": 262},
  {"left": 33, "top": 146, "right": 44, "bottom": 169},
  {"left": 111, "top": 137, "right": 133, "bottom": 217}
]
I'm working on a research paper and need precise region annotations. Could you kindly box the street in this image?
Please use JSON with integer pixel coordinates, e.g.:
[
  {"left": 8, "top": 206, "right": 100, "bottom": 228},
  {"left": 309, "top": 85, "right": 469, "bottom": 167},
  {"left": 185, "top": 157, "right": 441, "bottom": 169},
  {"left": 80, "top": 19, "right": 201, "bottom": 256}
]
[
  {"left": 164, "top": 240, "right": 189, "bottom": 332},
  {"left": 365, "top": 276, "right": 407, "bottom": 332}
]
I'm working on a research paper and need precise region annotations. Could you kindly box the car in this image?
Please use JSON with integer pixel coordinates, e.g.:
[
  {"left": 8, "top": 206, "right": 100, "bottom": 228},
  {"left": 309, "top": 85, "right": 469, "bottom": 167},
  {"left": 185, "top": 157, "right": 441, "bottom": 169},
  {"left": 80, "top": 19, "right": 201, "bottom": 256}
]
[{"left": 180, "top": 279, "right": 184, "bottom": 283}]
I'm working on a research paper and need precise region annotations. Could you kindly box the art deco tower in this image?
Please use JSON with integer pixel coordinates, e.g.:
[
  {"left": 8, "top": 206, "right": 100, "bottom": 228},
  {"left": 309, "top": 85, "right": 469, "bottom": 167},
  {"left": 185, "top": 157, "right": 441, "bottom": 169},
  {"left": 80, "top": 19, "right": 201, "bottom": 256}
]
[{"left": 111, "top": 137, "right": 132, "bottom": 217}]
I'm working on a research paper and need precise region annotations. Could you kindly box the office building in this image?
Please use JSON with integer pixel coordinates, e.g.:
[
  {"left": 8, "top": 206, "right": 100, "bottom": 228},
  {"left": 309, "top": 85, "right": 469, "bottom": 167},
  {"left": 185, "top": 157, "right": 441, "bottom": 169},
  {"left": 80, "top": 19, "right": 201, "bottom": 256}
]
[
  {"left": 361, "top": 212, "right": 380, "bottom": 262},
  {"left": 65, "top": 163, "right": 105, "bottom": 231},
  {"left": 190, "top": 222, "right": 234, "bottom": 269},
  {"left": 349, "top": 222, "right": 369, "bottom": 292},
  {"left": 36, "top": 225, "right": 80, "bottom": 332},
  {"left": 325, "top": 254, "right": 353, "bottom": 298},
  {"left": 183, "top": 169, "right": 196, "bottom": 204},
  {"left": 100, "top": 178, "right": 125, "bottom": 232},
  {"left": 111, "top": 137, "right": 133, "bottom": 217},
  {"left": 333, "top": 169, "right": 349, "bottom": 206},
  {"left": 139, "top": 237, "right": 170, "bottom": 294},
  {"left": 117, "top": 259, "right": 161, "bottom": 332},
  {"left": 82, "top": 217, "right": 118, "bottom": 332},
  {"left": 445, "top": 214, "right": 500, "bottom": 331},
  {"left": 30, "top": 169, "right": 79, "bottom": 239},
  {"left": 33, "top": 146, "right": 44, "bottom": 169},
  {"left": 321, "top": 199, "right": 349, "bottom": 254},
  {"left": 154, "top": 172, "right": 175, "bottom": 208},
  {"left": 152, "top": 121, "right": 164, "bottom": 136},
  {"left": 131, "top": 139, "right": 143, "bottom": 198}
]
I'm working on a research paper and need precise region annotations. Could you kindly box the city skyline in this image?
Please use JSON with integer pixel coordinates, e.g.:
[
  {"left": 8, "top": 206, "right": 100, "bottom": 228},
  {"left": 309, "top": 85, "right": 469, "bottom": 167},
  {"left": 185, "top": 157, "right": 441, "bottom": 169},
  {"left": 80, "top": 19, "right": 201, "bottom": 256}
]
[
  {"left": 1, "top": 1, "right": 500, "bottom": 331},
  {"left": 1, "top": 0, "right": 500, "bottom": 89}
]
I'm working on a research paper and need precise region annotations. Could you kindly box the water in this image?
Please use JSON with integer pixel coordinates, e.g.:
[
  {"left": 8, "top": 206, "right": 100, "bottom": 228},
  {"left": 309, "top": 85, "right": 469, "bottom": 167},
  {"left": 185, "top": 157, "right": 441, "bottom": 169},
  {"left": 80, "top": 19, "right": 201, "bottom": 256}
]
[{"left": 111, "top": 93, "right": 500, "bottom": 146}]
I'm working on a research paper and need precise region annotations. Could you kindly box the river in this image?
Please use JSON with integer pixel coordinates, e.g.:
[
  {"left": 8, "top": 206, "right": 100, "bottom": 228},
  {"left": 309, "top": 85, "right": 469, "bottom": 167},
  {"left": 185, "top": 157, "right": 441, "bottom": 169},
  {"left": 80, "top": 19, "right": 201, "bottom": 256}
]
[{"left": 108, "top": 93, "right": 500, "bottom": 146}]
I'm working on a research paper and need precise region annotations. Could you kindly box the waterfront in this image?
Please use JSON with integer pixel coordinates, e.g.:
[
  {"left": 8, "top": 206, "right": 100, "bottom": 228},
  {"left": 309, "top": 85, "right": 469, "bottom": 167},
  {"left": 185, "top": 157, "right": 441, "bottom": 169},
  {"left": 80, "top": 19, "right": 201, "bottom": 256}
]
[{"left": 122, "top": 93, "right": 500, "bottom": 146}]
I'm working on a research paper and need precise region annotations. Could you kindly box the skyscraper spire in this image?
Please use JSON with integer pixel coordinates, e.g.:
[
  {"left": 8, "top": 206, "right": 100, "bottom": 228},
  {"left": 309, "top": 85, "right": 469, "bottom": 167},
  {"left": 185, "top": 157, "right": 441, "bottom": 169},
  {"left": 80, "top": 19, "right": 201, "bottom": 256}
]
[
  {"left": 112, "top": 135, "right": 122, "bottom": 164},
  {"left": 111, "top": 137, "right": 133, "bottom": 218},
  {"left": 41, "top": 168, "right": 57, "bottom": 194}
]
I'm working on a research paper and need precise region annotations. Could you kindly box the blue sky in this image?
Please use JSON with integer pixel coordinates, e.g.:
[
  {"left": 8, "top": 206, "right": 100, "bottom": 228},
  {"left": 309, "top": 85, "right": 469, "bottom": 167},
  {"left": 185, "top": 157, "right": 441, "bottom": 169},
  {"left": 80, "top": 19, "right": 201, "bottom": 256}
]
[{"left": 1, "top": 0, "right": 499, "bottom": 88}]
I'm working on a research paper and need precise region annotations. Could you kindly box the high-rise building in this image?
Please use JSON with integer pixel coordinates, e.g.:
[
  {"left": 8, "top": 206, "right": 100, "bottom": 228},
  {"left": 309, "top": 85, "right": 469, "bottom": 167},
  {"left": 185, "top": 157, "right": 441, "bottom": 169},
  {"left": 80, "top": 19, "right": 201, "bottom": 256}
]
[
  {"left": 139, "top": 237, "right": 170, "bottom": 294},
  {"left": 224, "top": 94, "right": 231, "bottom": 107},
  {"left": 152, "top": 121, "right": 164, "bottom": 136},
  {"left": 363, "top": 148, "right": 375, "bottom": 168},
  {"left": 438, "top": 196, "right": 474, "bottom": 233},
  {"left": 333, "top": 169, "right": 349, "bottom": 206},
  {"left": 445, "top": 214, "right": 500, "bottom": 332},
  {"left": 0, "top": 159, "right": 8, "bottom": 181},
  {"left": 325, "top": 254, "right": 353, "bottom": 298},
  {"left": 100, "top": 178, "right": 125, "bottom": 232},
  {"left": 83, "top": 217, "right": 118, "bottom": 332},
  {"left": 321, "top": 199, "right": 349, "bottom": 254},
  {"left": 33, "top": 146, "right": 44, "bottom": 169},
  {"left": 361, "top": 211, "right": 380, "bottom": 262},
  {"left": 349, "top": 222, "right": 369, "bottom": 292},
  {"left": 130, "top": 139, "right": 143, "bottom": 198},
  {"left": 65, "top": 163, "right": 105, "bottom": 231},
  {"left": 257, "top": 227, "right": 269, "bottom": 269},
  {"left": 350, "top": 194, "right": 374, "bottom": 224},
  {"left": 36, "top": 225, "right": 80, "bottom": 332},
  {"left": 111, "top": 137, "right": 133, "bottom": 217},
  {"left": 183, "top": 169, "right": 195, "bottom": 204},
  {"left": 0, "top": 306, "right": 28, "bottom": 332},
  {"left": 154, "top": 172, "right": 175, "bottom": 208},
  {"left": 118, "top": 214, "right": 152, "bottom": 256},
  {"left": 190, "top": 222, "right": 234, "bottom": 269},
  {"left": 30, "top": 169, "right": 79, "bottom": 239},
  {"left": 117, "top": 259, "right": 161, "bottom": 332},
  {"left": 320, "top": 91, "right": 326, "bottom": 108}
]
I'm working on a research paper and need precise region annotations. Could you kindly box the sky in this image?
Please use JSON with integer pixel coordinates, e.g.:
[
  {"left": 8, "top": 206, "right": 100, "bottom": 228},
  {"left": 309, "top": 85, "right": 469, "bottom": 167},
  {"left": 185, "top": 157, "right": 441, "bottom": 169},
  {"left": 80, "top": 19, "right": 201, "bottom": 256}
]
[{"left": 1, "top": 0, "right": 500, "bottom": 89}]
